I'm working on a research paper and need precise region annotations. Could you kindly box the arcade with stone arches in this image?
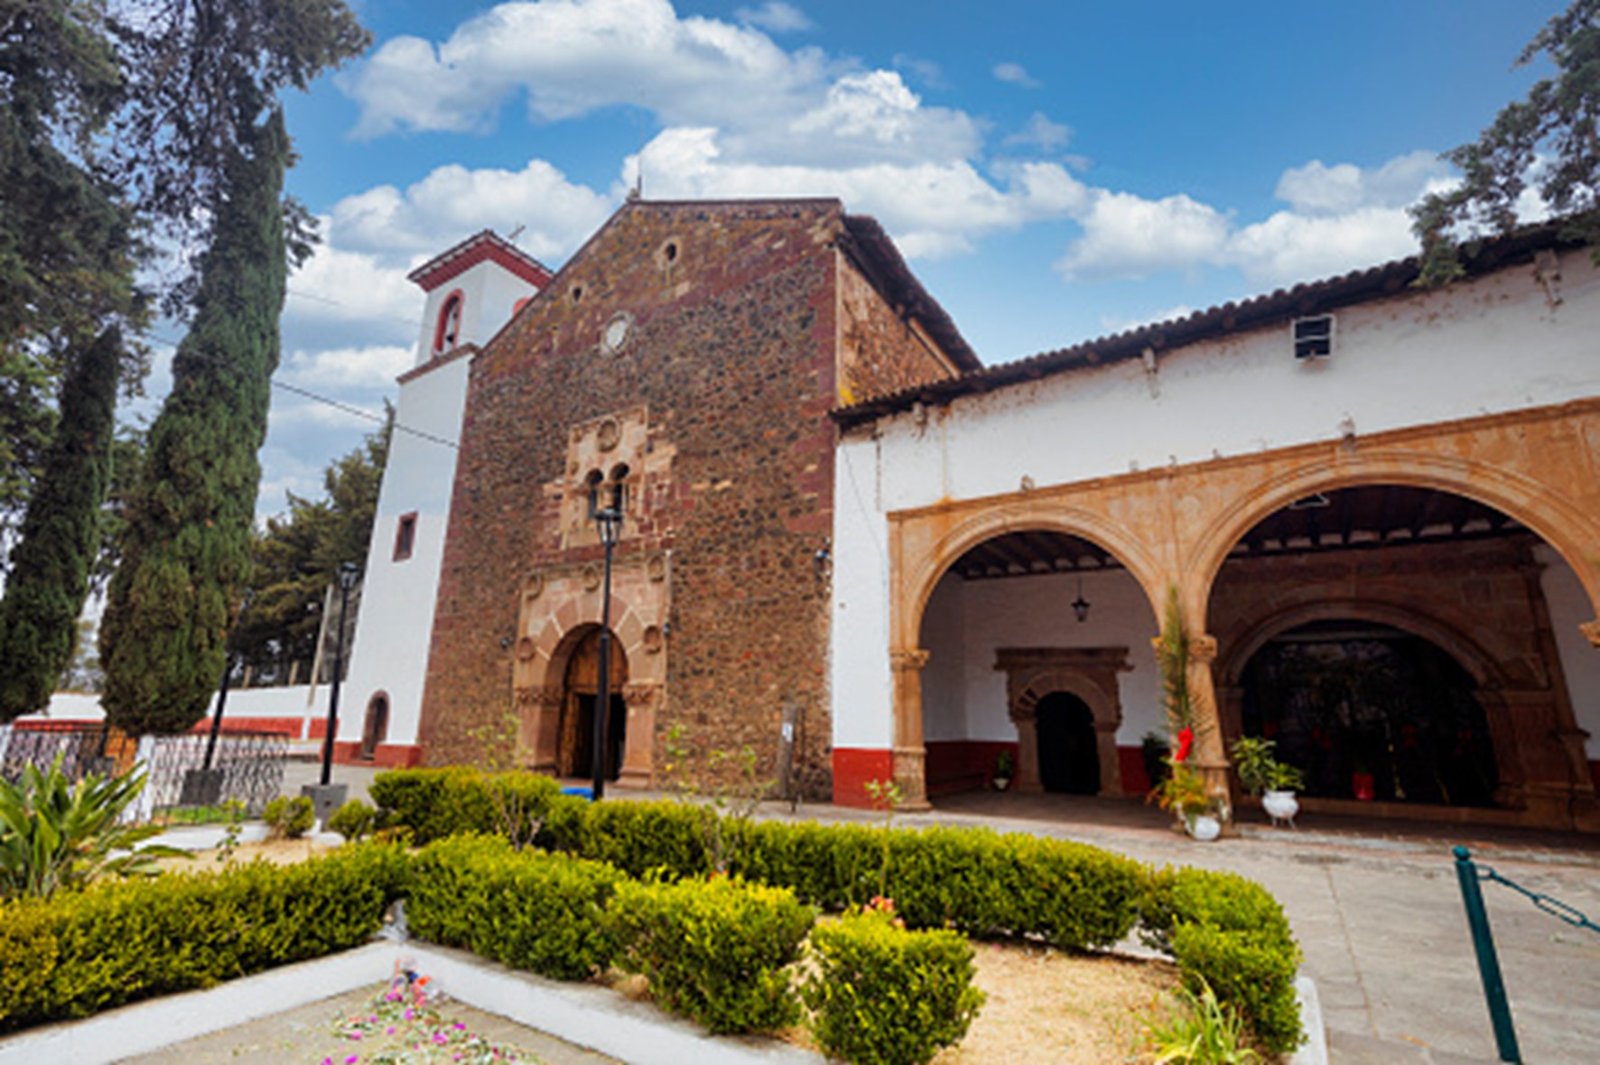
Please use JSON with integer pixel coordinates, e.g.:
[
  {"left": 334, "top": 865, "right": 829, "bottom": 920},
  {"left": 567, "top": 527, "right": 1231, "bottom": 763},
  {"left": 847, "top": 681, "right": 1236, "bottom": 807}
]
[{"left": 890, "top": 405, "right": 1600, "bottom": 830}]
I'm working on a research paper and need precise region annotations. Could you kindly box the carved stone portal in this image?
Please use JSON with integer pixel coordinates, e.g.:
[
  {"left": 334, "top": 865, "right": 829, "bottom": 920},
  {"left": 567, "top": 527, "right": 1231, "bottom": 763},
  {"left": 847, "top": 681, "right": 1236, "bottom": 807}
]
[{"left": 994, "top": 647, "right": 1130, "bottom": 796}]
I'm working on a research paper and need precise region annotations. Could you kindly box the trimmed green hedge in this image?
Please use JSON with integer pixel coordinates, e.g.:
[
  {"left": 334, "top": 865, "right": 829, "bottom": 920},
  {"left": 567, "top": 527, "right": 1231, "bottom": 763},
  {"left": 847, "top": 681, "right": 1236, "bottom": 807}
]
[
  {"left": 1142, "top": 866, "right": 1303, "bottom": 1054},
  {"left": 370, "top": 767, "right": 1302, "bottom": 1054},
  {"left": 804, "top": 909, "right": 984, "bottom": 1065},
  {"left": 407, "top": 834, "right": 622, "bottom": 980},
  {"left": 609, "top": 874, "right": 815, "bottom": 1034},
  {"left": 0, "top": 842, "right": 408, "bottom": 1032}
]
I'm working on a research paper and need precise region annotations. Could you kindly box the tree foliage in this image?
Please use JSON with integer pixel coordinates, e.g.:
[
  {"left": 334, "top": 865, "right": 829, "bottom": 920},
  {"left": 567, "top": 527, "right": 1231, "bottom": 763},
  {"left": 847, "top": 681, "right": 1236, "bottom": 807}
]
[
  {"left": 97, "top": 0, "right": 369, "bottom": 733},
  {"left": 0, "top": 328, "right": 120, "bottom": 719},
  {"left": 0, "top": 1, "right": 145, "bottom": 717},
  {"left": 100, "top": 110, "right": 293, "bottom": 734},
  {"left": 233, "top": 413, "right": 390, "bottom": 681},
  {"left": 1413, "top": 0, "right": 1600, "bottom": 283}
]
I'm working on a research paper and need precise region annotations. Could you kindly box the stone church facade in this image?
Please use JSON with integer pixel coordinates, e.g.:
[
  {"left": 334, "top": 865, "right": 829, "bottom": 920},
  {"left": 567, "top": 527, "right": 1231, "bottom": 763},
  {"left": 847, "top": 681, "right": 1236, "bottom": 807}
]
[{"left": 335, "top": 200, "right": 1600, "bottom": 833}]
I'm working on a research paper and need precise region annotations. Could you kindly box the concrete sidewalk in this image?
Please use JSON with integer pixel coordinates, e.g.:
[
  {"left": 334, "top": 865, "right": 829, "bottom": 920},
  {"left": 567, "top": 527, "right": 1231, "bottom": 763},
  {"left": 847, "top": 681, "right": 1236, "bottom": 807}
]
[{"left": 274, "top": 768, "right": 1599, "bottom": 1062}]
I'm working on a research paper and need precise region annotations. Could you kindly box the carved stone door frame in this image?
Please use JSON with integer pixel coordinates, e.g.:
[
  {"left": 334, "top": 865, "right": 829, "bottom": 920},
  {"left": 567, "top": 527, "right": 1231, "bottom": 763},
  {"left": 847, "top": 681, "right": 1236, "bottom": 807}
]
[{"left": 994, "top": 647, "right": 1130, "bottom": 795}]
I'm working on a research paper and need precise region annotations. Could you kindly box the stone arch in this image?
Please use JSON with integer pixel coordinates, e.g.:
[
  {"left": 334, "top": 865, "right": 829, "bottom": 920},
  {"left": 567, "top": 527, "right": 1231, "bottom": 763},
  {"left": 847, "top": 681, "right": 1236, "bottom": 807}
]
[
  {"left": 1216, "top": 599, "right": 1509, "bottom": 692},
  {"left": 514, "top": 569, "right": 663, "bottom": 784},
  {"left": 901, "top": 503, "right": 1167, "bottom": 652},
  {"left": 889, "top": 501, "right": 1161, "bottom": 807},
  {"left": 995, "top": 648, "right": 1129, "bottom": 795},
  {"left": 1186, "top": 448, "right": 1600, "bottom": 628}
]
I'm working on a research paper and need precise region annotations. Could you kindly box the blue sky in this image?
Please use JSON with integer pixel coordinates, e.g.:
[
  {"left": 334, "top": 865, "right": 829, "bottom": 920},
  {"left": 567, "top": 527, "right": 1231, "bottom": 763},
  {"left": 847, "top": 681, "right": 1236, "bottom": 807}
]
[{"left": 216, "top": 0, "right": 1566, "bottom": 517}]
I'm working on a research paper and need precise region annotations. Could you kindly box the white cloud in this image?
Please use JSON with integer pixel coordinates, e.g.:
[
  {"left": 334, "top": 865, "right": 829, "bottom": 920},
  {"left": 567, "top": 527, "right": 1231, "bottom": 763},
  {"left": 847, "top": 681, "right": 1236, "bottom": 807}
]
[
  {"left": 1004, "top": 112, "right": 1071, "bottom": 152},
  {"left": 286, "top": 243, "right": 417, "bottom": 340},
  {"left": 735, "top": 1, "right": 811, "bottom": 32},
  {"left": 1056, "top": 151, "right": 1447, "bottom": 287},
  {"left": 1099, "top": 304, "right": 1197, "bottom": 335},
  {"left": 284, "top": 345, "right": 415, "bottom": 391},
  {"left": 1056, "top": 190, "right": 1230, "bottom": 280},
  {"left": 1225, "top": 206, "right": 1418, "bottom": 287},
  {"left": 329, "top": 159, "right": 613, "bottom": 262},
  {"left": 346, "top": 0, "right": 832, "bottom": 139},
  {"left": 992, "top": 61, "right": 1039, "bottom": 88},
  {"left": 627, "top": 127, "right": 1084, "bottom": 259}
]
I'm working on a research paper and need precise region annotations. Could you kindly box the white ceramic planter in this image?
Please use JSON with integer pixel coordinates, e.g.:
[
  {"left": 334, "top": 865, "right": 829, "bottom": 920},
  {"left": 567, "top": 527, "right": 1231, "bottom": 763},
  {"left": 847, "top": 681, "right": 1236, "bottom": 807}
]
[
  {"left": 1262, "top": 789, "right": 1299, "bottom": 827},
  {"left": 1186, "top": 814, "right": 1222, "bottom": 841}
]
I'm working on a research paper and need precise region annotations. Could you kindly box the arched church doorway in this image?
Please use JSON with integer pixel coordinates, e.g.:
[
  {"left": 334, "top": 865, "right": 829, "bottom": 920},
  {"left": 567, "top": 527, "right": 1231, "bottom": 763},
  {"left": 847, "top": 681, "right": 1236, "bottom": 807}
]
[
  {"left": 914, "top": 524, "right": 1155, "bottom": 798},
  {"left": 557, "top": 627, "right": 628, "bottom": 779},
  {"left": 1035, "top": 692, "right": 1100, "bottom": 794},
  {"left": 359, "top": 693, "right": 389, "bottom": 761},
  {"left": 1208, "top": 482, "right": 1597, "bottom": 825},
  {"left": 1240, "top": 620, "right": 1496, "bottom": 806}
]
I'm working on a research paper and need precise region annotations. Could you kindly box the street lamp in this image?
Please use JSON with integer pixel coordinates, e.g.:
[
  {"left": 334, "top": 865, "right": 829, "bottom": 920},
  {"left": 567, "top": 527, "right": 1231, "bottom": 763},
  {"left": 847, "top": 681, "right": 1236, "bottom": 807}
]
[
  {"left": 320, "top": 561, "right": 360, "bottom": 787},
  {"left": 203, "top": 588, "right": 255, "bottom": 772},
  {"left": 590, "top": 482, "right": 623, "bottom": 800}
]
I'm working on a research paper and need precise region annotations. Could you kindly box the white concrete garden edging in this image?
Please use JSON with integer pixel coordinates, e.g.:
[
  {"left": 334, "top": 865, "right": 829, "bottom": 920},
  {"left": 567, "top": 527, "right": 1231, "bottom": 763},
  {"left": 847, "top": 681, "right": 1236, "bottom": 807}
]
[{"left": 0, "top": 939, "right": 821, "bottom": 1065}]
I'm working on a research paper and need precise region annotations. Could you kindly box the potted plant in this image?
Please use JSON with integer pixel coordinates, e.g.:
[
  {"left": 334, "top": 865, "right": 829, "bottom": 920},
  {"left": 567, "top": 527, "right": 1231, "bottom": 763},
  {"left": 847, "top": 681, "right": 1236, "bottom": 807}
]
[
  {"left": 1150, "top": 761, "right": 1221, "bottom": 841},
  {"left": 993, "top": 749, "right": 1014, "bottom": 791},
  {"left": 1230, "top": 736, "right": 1305, "bottom": 828}
]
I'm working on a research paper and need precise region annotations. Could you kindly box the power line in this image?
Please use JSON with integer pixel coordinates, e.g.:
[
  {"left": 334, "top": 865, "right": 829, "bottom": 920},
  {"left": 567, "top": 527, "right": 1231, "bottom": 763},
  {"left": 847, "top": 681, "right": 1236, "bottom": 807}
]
[{"left": 131, "top": 328, "right": 459, "bottom": 449}]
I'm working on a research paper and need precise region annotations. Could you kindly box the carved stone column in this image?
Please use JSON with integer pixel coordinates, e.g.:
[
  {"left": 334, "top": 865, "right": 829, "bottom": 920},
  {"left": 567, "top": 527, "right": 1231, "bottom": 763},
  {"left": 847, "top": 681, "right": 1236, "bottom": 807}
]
[
  {"left": 1009, "top": 700, "right": 1043, "bottom": 793},
  {"left": 1186, "top": 633, "right": 1232, "bottom": 819},
  {"left": 890, "top": 648, "right": 932, "bottom": 810},
  {"left": 516, "top": 687, "right": 561, "bottom": 773},
  {"left": 616, "top": 682, "right": 659, "bottom": 788}
]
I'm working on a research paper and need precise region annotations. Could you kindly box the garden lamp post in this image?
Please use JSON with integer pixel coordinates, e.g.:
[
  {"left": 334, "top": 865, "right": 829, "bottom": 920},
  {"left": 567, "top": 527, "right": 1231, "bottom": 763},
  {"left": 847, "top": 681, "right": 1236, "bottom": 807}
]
[
  {"left": 202, "top": 588, "right": 255, "bottom": 772},
  {"left": 591, "top": 494, "right": 622, "bottom": 800},
  {"left": 319, "top": 561, "right": 360, "bottom": 787}
]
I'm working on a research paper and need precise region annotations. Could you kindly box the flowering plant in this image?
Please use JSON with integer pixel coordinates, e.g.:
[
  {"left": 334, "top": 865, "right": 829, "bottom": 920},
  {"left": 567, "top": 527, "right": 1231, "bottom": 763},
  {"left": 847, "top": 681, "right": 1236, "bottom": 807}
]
[{"left": 325, "top": 964, "right": 525, "bottom": 1064}]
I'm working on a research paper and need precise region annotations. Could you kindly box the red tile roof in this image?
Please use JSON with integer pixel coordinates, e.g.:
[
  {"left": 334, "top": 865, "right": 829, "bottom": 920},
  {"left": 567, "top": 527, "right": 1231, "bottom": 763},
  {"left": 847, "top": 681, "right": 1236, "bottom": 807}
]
[
  {"left": 833, "top": 220, "right": 1585, "bottom": 428},
  {"left": 407, "top": 230, "right": 555, "bottom": 291}
]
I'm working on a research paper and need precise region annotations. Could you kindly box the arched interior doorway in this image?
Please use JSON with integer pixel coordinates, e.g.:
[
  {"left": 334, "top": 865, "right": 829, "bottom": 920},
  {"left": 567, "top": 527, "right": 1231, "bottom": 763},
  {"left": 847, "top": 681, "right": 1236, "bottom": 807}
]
[
  {"left": 359, "top": 693, "right": 389, "bottom": 761},
  {"left": 557, "top": 627, "right": 628, "bottom": 779},
  {"left": 1035, "top": 691, "right": 1101, "bottom": 794},
  {"left": 1209, "top": 483, "right": 1596, "bottom": 823},
  {"left": 1240, "top": 620, "right": 1496, "bottom": 806},
  {"left": 916, "top": 526, "right": 1154, "bottom": 798}
]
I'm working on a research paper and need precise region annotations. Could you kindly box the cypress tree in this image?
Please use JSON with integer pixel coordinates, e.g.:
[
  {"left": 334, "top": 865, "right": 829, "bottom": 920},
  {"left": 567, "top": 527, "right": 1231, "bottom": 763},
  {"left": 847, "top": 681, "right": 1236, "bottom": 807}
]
[
  {"left": 0, "top": 327, "right": 121, "bottom": 719},
  {"left": 99, "top": 110, "right": 290, "bottom": 734}
]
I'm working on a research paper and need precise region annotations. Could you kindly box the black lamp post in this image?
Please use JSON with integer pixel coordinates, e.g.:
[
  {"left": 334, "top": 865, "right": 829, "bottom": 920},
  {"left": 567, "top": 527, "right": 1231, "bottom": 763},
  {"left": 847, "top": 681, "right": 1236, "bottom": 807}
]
[
  {"left": 202, "top": 588, "right": 254, "bottom": 772},
  {"left": 319, "top": 561, "right": 360, "bottom": 787},
  {"left": 591, "top": 494, "right": 622, "bottom": 800}
]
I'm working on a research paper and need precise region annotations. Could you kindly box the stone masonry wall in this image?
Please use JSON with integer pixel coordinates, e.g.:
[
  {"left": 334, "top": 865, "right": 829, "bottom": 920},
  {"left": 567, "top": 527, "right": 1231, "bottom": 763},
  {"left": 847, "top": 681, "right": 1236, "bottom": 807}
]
[
  {"left": 420, "top": 201, "right": 847, "bottom": 788},
  {"left": 835, "top": 253, "right": 960, "bottom": 405}
]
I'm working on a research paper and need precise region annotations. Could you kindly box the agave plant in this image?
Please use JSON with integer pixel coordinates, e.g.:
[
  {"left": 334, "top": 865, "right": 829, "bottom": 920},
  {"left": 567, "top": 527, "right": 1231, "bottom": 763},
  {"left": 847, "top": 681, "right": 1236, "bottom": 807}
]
[{"left": 0, "top": 755, "right": 188, "bottom": 899}]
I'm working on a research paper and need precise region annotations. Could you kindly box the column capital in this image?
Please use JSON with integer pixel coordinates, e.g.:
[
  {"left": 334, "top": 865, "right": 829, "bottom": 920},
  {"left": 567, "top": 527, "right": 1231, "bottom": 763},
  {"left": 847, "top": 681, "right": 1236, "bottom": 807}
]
[
  {"left": 890, "top": 647, "right": 931, "bottom": 673},
  {"left": 1189, "top": 634, "right": 1219, "bottom": 664},
  {"left": 1582, "top": 619, "right": 1600, "bottom": 648}
]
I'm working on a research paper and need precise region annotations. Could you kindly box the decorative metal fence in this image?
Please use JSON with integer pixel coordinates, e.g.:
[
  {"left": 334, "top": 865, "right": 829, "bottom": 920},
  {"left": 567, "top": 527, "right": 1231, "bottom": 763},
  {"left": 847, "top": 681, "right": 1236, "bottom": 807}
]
[
  {"left": 0, "top": 723, "right": 287, "bottom": 816},
  {"left": 140, "top": 731, "right": 289, "bottom": 815}
]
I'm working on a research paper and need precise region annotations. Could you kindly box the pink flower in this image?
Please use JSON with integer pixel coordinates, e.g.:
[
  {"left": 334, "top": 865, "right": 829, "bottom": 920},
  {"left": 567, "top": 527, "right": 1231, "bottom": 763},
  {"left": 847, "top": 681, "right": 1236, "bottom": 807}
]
[{"left": 453, "top": 1022, "right": 466, "bottom": 1030}]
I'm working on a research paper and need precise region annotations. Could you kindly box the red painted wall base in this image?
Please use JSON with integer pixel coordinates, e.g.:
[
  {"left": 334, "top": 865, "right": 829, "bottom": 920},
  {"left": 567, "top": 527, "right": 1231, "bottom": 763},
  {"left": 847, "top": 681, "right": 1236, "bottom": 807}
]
[
  {"left": 831, "top": 748, "right": 894, "bottom": 808},
  {"left": 924, "top": 740, "right": 1018, "bottom": 796},
  {"left": 330, "top": 741, "right": 424, "bottom": 768}
]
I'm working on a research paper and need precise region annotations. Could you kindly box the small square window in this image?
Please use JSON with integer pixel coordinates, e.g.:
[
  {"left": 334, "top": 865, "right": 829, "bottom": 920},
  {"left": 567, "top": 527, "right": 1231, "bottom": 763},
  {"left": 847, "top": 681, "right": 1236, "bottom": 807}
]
[
  {"left": 1293, "top": 315, "right": 1334, "bottom": 359},
  {"left": 393, "top": 512, "right": 418, "bottom": 561}
]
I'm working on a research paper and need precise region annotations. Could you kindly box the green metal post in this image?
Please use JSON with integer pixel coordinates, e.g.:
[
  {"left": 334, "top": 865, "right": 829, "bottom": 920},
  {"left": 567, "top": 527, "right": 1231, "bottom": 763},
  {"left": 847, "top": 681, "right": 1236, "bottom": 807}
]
[{"left": 1453, "top": 845, "right": 1521, "bottom": 1063}]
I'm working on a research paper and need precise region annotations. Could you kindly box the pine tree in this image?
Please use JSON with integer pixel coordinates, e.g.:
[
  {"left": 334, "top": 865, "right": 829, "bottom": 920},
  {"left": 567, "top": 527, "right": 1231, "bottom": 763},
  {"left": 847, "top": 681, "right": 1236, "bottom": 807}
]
[
  {"left": 0, "top": 327, "right": 121, "bottom": 718},
  {"left": 98, "top": 110, "right": 291, "bottom": 734},
  {"left": 1413, "top": 0, "right": 1600, "bottom": 283}
]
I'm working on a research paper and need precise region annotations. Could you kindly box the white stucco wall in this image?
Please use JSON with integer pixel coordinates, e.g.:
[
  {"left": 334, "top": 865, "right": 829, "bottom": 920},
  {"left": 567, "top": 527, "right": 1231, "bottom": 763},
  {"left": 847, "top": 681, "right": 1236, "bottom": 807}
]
[
  {"left": 414, "top": 260, "right": 537, "bottom": 368},
  {"left": 337, "top": 354, "right": 470, "bottom": 750},
  {"left": 919, "top": 568, "right": 1163, "bottom": 747},
  {"left": 833, "top": 249, "right": 1600, "bottom": 752}
]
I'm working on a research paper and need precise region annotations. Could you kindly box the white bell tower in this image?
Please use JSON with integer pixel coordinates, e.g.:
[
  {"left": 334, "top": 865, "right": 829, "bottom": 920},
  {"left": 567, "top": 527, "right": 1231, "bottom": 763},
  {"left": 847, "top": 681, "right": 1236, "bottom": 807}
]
[{"left": 335, "top": 232, "right": 551, "bottom": 766}]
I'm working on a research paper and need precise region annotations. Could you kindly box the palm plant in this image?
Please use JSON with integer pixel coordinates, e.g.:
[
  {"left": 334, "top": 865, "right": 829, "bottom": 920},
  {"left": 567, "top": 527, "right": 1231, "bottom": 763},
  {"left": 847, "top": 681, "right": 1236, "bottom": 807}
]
[{"left": 0, "top": 755, "right": 186, "bottom": 898}]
